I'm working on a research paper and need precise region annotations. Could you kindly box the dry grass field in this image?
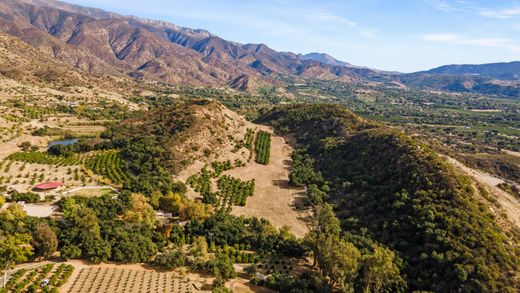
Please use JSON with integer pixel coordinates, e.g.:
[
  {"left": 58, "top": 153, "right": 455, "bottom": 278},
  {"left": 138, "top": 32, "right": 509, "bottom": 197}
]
[
  {"left": 174, "top": 108, "right": 309, "bottom": 238},
  {"left": 226, "top": 132, "right": 309, "bottom": 238}
]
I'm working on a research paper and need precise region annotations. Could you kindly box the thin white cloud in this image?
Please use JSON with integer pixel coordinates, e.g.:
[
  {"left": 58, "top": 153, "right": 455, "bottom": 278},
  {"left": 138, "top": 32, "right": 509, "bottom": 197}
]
[
  {"left": 479, "top": 6, "right": 520, "bottom": 19},
  {"left": 422, "top": 33, "right": 520, "bottom": 53},
  {"left": 430, "top": 0, "right": 456, "bottom": 12},
  {"left": 310, "top": 11, "right": 357, "bottom": 27}
]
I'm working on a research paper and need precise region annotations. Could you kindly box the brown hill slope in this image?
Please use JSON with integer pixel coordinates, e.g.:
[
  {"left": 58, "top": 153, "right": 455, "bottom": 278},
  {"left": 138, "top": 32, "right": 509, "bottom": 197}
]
[{"left": 0, "top": 0, "right": 390, "bottom": 87}]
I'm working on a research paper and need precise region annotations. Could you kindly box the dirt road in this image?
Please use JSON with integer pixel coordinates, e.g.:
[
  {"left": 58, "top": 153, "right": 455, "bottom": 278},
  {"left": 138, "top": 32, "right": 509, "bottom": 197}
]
[{"left": 444, "top": 156, "right": 520, "bottom": 229}]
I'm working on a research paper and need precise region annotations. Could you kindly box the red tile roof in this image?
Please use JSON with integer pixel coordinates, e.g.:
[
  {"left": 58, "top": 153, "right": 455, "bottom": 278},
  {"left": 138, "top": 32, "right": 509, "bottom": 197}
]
[{"left": 34, "top": 181, "right": 63, "bottom": 190}]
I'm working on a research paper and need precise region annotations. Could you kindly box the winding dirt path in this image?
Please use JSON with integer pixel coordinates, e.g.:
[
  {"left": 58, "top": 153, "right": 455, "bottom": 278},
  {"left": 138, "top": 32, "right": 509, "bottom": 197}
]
[{"left": 444, "top": 156, "right": 520, "bottom": 229}]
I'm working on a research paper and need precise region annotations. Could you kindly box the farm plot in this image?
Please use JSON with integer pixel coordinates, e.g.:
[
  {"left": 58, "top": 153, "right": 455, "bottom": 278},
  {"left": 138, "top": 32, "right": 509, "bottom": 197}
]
[
  {"left": 254, "top": 131, "right": 271, "bottom": 165},
  {"left": 3, "top": 263, "right": 73, "bottom": 293},
  {"left": 216, "top": 175, "right": 255, "bottom": 213},
  {"left": 67, "top": 267, "right": 199, "bottom": 293},
  {"left": 187, "top": 165, "right": 255, "bottom": 213},
  {"left": 84, "top": 150, "right": 131, "bottom": 185},
  {"left": 243, "top": 128, "right": 255, "bottom": 162},
  {"left": 0, "top": 160, "right": 91, "bottom": 193}
]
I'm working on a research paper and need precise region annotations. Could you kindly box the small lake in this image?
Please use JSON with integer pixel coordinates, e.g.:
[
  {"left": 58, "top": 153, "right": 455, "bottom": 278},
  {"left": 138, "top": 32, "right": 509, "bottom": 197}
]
[{"left": 48, "top": 138, "right": 79, "bottom": 148}]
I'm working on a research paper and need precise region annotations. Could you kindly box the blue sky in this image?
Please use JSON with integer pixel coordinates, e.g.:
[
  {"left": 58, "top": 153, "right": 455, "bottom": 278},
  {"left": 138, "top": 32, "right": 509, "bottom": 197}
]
[{"left": 65, "top": 0, "right": 520, "bottom": 72}]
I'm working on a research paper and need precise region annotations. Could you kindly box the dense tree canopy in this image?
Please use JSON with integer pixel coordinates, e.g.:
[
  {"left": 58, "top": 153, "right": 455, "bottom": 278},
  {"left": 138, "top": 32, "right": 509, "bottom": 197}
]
[{"left": 261, "top": 104, "right": 519, "bottom": 292}]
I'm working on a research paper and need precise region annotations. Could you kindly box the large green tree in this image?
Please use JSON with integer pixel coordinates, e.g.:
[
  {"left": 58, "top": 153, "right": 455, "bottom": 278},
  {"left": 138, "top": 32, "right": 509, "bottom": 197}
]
[
  {"left": 0, "top": 234, "right": 33, "bottom": 287},
  {"left": 32, "top": 224, "right": 58, "bottom": 260}
]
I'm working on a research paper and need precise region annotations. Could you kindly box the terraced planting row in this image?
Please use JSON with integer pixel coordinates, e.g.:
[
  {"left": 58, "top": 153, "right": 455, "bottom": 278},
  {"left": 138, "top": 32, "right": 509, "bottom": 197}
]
[
  {"left": 254, "top": 131, "right": 271, "bottom": 165},
  {"left": 84, "top": 150, "right": 131, "bottom": 185},
  {"left": 243, "top": 128, "right": 255, "bottom": 161},
  {"left": 187, "top": 167, "right": 212, "bottom": 198},
  {"left": 187, "top": 165, "right": 255, "bottom": 212},
  {"left": 1, "top": 263, "right": 73, "bottom": 293},
  {"left": 216, "top": 175, "right": 255, "bottom": 212},
  {"left": 67, "top": 267, "right": 196, "bottom": 293}
]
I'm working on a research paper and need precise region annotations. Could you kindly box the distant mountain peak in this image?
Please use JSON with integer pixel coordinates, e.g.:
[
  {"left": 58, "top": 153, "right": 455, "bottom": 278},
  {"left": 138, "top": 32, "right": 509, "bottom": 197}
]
[{"left": 302, "top": 52, "right": 352, "bottom": 67}]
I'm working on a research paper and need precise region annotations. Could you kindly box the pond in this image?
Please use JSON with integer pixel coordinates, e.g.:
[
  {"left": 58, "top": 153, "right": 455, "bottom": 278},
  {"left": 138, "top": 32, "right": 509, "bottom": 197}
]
[{"left": 48, "top": 138, "right": 79, "bottom": 148}]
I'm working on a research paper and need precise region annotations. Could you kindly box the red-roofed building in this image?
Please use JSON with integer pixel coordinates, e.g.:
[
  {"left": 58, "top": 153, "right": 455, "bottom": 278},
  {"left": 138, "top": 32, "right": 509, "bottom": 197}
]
[{"left": 34, "top": 181, "right": 63, "bottom": 190}]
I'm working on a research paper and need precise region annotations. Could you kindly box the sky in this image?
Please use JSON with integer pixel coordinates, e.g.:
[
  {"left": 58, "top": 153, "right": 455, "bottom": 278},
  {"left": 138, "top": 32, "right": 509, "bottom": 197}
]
[{"left": 65, "top": 0, "right": 520, "bottom": 72}]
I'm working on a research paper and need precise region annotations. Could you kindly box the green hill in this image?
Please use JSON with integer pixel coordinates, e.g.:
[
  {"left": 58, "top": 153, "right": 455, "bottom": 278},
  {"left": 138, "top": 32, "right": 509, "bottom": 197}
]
[{"left": 259, "top": 104, "right": 519, "bottom": 292}]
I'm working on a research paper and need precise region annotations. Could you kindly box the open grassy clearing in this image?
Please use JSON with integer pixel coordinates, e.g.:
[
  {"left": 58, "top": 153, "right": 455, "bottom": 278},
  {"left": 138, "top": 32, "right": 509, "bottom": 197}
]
[{"left": 226, "top": 132, "right": 309, "bottom": 237}]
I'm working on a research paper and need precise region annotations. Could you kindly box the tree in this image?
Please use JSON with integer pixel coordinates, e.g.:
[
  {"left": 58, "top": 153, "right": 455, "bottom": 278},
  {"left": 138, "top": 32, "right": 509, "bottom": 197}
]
[
  {"left": 59, "top": 197, "right": 78, "bottom": 215},
  {"left": 190, "top": 236, "right": 208, "bottom": 258},
  {"left": 245, "top": 264, "right": 257, "bottom": 277},
  {"left": 153, "top": 250, "right": 186, "bottom": 270},
  {"left": 159, "top": 192, "right": 183, "bottom": 214},
  {"left": 0, "top": 234, "right": 33, "bottom": 287},
  {"left": 19, "top": 141, "right": 32, "bottom": 152},
  {"left": 361, "top": 245, "right": 405, "bottom": 293},
  {"left": 321, "top": 237, "right": 360, "bottom": 290},
  {"left": 32, "top": 224, "right": 58, "bottom": 260},
  {"left": 181, "top": 199, "right": 211, "bottom": 221},
  {"left": 305, "top": 204, "right": 341, "bottom": 244},
  {"left": 0, "top": 204, "right": 26, "bottom": 221},
  {"left": 82, "top": 238, "right": 111, "bottom": 264},
  {"left": 204, "top": 254, "right": 236, "bottom": 280},
  {"left": 122, "top": 194, "right": 156, "bottom": 227},
  {"left": 0, "top": 196, "right": 5, "bottom": 208},
  {"left": 305, "top": 204, "right": 362, "bottom": 291},
  {"left": 60, "top": 244, "right": 81, "bottom": 260},
  {"left": 304, "top": 184, "right": 326, "bottom": 206},
  {"left": 60, "top": 204, "right": 105, "bottom": 262}
]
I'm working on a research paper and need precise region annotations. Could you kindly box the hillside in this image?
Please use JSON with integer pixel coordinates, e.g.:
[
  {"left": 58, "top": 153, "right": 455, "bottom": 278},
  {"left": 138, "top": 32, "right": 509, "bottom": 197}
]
[
  {"left": 259, "top": 104, "right": 519, "bottom": 292},
  {"left": 102, "top": 99, "right": 245, "bottom": 176},
  {"left": 0, "top": 0, "right": 518, "bottom": 97},
  {"left": 399, "top": 72, "right": 520, "bottom": 97},
  {"left": 301, "top": 52, "right": 352, "bottom": 67},
  {"left": 421, "top": 61, "right": 520, "bottom": 80},
  {"left": 0, "top": 0, "right": 395, "bottom": 88}
]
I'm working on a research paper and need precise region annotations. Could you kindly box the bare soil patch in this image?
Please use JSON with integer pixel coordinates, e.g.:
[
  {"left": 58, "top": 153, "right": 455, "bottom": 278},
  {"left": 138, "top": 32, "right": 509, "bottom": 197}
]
[
  {"left": 226, "top": 132, "right": 309, "bottom": 238},
  {"left": 444, "top": 156, "right": 520, "bottom": 229},
  {"left": 176, "top": 118, "right": 309, "bottom": 238}
]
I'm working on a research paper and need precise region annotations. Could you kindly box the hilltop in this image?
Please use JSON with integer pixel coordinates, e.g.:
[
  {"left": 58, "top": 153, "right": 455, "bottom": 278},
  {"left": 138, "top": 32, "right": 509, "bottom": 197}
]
[{"left": 259, "top": 104, "right": 520, "bottom": 292}]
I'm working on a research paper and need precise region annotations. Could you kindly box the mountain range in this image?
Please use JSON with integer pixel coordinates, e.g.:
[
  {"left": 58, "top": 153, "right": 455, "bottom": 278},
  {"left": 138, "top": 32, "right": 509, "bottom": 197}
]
[{"left": 0, "top": 0, "right": 519, "bottom": 97}]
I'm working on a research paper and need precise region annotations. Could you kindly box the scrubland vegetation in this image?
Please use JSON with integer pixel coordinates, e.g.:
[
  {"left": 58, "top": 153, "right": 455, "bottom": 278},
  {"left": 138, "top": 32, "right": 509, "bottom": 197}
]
[
  {"left": 0, "top": 75, "right": 518, "bottom": 293},
  {"left": 259, "top": 104, "right": 520, "bottom": 292}
]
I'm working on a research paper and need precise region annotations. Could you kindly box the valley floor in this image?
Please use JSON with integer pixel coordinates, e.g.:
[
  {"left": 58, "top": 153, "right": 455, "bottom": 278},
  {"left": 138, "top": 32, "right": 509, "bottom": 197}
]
[
  {"left": 177, "top": 125, "right": 309, "bottom": 238},
  {"left": 226, "top": 133, "right": 309, "bottom": 238}
]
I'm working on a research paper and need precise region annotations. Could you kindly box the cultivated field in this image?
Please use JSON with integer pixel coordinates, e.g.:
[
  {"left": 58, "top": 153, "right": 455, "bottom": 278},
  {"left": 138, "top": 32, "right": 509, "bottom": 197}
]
[
  {"left": 61, "top": 262, "right": 210, "bottom": 293},
  {"left": 0, "top": 160, "right": 92, "bottom": 195},
  {"left": 2, "top": 263, "right": 74, "bottom": 292},
  {"left": 227, "top": 132, "right": 309, "bottom": 237},
  {"left": 177, "top": 118, "right": 309, "bottom": 237}
]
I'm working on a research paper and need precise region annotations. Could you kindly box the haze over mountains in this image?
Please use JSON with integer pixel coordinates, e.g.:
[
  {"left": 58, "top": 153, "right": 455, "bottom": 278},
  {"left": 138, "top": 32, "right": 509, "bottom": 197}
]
[{"left": 0, "top": 0, "right": 519, "bottom": 97}]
